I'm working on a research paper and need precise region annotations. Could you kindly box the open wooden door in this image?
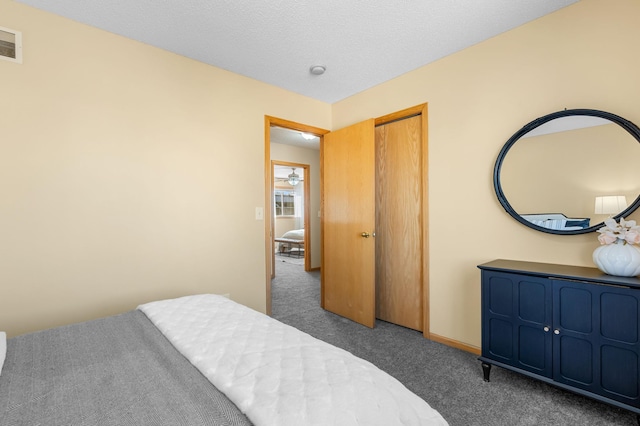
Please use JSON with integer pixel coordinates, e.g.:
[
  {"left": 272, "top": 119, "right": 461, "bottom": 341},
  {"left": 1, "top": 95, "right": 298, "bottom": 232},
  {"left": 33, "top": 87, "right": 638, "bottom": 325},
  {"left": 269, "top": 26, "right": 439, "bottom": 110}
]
[{"left": 321, "top": 119, "right": 376, "bottom": 328}]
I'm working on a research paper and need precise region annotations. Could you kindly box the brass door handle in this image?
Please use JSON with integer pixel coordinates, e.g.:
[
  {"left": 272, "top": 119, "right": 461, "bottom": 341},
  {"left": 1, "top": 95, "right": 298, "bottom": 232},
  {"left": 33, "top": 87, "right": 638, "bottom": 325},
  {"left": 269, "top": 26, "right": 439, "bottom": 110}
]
[{"left": 361, "top": 232, "right": 370, "bottom": 238}]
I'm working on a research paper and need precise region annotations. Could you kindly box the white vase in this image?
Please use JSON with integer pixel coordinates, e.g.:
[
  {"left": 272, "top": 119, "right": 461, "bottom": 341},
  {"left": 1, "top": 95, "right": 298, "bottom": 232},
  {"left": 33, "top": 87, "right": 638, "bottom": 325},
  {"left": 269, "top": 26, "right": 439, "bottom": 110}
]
[{"left": 593, "top": 241, "right": 640, "bottom": 277}]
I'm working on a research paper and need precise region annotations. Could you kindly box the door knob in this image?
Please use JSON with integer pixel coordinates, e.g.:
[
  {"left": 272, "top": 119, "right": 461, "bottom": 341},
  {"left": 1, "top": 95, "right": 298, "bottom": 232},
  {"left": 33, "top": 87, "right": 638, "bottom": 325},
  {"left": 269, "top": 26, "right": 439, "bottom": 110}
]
[
  {"left": 361, "top": 232, "right": 370, "bottom": 238},
  {"left": 543, "top": 326, "right": 550, "bottom": 332}
]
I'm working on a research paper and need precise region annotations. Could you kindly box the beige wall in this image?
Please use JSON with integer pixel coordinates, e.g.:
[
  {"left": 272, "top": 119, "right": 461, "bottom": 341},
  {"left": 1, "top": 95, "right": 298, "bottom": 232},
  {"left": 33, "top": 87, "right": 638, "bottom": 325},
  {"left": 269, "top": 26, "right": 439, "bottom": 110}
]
[
  {"left": 270, "top": 143, "right": 321, "bottom": 269},
  {"left": 332, "top": 0, "right": 640, "bottom": 348},
  {"left": 0, "top": 0, "right": 330, "bottom": 337}
]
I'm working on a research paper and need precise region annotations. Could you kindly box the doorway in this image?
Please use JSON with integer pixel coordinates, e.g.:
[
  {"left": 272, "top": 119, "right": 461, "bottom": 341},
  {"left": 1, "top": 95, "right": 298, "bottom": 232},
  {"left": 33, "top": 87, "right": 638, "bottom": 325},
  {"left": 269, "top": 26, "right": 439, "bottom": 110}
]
[
  {"left": 263, "top": 116, "right": 328, "bottom": 315},
  {"left": 272, "top": 161, "right": 309, "bottom": 271}
]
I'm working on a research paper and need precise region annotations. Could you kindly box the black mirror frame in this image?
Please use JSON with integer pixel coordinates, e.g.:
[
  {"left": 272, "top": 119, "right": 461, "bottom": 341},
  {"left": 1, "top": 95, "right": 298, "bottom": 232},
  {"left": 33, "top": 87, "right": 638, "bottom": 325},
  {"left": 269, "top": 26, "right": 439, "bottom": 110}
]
[{"left": 494, "top": 108, "right": 640, "bottom": 235}]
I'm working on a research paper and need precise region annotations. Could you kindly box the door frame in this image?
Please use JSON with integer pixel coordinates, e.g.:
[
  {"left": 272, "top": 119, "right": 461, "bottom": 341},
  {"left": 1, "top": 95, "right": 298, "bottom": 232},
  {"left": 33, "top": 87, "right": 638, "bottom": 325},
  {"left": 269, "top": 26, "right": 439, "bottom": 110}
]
[
  {"left": 264, "top": 116, "right": 328, "bottom": 315},
  {"left": 271, "top": 160, "right": 310, "bottom": 271}
]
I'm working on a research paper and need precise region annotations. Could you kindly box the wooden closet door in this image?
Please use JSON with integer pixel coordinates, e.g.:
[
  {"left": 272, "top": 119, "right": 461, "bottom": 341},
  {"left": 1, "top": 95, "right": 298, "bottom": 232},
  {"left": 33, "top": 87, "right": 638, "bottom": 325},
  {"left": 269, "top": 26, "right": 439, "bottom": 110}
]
[{"left": 375, "top": 115, "right": 423, "bottom": 331}]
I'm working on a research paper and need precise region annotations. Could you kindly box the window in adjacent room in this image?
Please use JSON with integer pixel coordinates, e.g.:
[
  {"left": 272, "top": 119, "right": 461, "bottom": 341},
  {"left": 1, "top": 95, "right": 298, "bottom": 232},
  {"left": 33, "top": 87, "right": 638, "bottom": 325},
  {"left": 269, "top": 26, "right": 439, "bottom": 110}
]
[{"left": 274, "top": 190, "right": 298, "bottom": 216}]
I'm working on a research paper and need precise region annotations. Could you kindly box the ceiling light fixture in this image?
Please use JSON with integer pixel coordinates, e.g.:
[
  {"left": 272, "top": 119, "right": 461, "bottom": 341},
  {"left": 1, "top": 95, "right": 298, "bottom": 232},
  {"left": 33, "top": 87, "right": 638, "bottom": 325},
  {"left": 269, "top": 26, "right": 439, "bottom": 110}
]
[
  {"left": 309, "top": 65, "right": 326, "bottom": 76},
  {"left": 287, "top": 168, "right": 300, "bottom": 186},
  {"left": 300, "top": 132, "right": 315, "bottom": 140}
]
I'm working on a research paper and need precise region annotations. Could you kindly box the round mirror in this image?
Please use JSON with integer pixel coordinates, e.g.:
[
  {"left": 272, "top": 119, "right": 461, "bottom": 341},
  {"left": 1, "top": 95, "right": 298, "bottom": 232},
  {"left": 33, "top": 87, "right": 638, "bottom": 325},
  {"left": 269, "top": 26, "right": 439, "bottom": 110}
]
[{"left": 494, "top": 109, "right": 640, "bottom": 235}]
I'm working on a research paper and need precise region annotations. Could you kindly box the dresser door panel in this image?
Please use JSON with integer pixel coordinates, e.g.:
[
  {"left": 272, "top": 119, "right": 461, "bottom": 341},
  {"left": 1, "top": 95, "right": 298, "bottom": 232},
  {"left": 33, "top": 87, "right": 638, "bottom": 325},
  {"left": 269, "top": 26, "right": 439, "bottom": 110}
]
[
  {"left": 553, "top": 280, "right": 640, "bottom": 406},
  {"left": 483, "top": 272, "right": 513, "bottom": 362},
  {"left": 599, "top": 288, "right": 640, "bottom": 403},
  {"left": 557, "top": 335, "right": 594, "bottom": 385},
  {"left": 488, "top": 318, "right": 513, "bottom": 360},
  {"left": 601, "top": 344, "right": 638, "bottom": 399},
  {"left": 482, "top": 271, "right": 552, "bottom": 377},
  {"left": 518, "top": 325, "right": 547, "bottom": 370},
  {"left": 517, "top": 277, "right": 552, "bottom": 374}
]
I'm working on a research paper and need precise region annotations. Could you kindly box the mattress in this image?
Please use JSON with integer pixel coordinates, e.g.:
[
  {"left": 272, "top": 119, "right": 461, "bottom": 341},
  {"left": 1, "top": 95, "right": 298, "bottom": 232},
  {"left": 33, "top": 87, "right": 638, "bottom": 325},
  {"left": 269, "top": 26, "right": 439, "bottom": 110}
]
[
  {"left": 140, "top": 294, "right": 448, "bottom": 426},
  {"left": 280, "top": 228, "right": 304, "bottom": 240}
]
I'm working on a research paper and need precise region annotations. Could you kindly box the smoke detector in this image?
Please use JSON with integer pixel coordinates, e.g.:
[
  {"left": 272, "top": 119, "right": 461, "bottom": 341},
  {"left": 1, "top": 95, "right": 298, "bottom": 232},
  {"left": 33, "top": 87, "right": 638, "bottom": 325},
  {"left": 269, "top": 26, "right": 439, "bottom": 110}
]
[{"left": 309, "top": 65, "right": 326, "bottom": 75}]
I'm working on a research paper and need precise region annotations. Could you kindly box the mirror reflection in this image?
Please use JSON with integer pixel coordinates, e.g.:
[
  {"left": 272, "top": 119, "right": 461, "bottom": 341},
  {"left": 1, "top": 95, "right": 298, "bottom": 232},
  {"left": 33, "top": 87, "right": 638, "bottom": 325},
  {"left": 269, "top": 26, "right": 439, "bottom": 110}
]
[{"left": 495, "top": 109, "right": 640, "bottom": 234}]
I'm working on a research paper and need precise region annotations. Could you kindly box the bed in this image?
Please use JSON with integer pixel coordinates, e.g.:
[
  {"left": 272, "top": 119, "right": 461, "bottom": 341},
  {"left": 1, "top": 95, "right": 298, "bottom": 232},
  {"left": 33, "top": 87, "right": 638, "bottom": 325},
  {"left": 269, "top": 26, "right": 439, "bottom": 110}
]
[
  {"left": 275, "top": 228, "right": 304, "bottom": 257},
  {"left": 0, "top": 294, "right": 448, "bottom": 426},
  {"left": 521, "top": 213, "right": 590, "bottom": 231}
]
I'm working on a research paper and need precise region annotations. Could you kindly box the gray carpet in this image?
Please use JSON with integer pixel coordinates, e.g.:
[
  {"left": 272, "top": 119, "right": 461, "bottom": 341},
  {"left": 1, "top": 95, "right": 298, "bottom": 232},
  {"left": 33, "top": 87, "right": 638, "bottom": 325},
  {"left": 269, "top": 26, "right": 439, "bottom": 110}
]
[
  {"left": 274, "top": 251, "right": 304, "bottom": 265},
  {"left": 270, "top": 261, "right": 636, "bottom": 426}
]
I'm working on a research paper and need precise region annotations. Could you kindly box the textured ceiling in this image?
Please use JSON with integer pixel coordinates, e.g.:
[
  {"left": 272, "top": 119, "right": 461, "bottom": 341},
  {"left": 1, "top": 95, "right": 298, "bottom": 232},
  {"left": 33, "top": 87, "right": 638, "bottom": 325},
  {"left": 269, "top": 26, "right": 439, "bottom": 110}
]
[{"left": 17, "top": 0, "right": 578, "bottom": 103}]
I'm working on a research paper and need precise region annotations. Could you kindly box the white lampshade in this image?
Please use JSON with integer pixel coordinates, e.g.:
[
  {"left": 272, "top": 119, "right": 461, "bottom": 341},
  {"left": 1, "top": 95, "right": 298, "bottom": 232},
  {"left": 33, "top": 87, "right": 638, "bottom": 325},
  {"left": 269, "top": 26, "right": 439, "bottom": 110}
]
[{"left": 594, "top": 195, "right": 627, "bottom": 215}]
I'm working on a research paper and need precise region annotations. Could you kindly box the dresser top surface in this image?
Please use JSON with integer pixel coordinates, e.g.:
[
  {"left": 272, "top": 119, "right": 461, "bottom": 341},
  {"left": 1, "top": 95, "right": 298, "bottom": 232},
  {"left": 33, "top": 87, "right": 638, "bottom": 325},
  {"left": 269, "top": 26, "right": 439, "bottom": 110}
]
[{"left": 478, "top": 259, "right": 640, "bottom": 288}]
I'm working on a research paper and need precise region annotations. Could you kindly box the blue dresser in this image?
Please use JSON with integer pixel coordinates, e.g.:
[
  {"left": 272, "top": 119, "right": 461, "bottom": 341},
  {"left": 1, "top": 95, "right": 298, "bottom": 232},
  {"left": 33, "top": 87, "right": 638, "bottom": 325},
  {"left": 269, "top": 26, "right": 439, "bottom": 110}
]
[{"left": 479, "top": 259, "right": 640, "bottom": 416}]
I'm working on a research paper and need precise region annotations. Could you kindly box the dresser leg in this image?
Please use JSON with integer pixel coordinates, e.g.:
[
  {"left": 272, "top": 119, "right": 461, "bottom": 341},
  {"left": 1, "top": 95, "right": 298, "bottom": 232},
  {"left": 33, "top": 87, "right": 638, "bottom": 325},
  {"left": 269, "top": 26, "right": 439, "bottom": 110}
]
[{"left": 481, "top": 362, "right": 491, "bottom": 382}]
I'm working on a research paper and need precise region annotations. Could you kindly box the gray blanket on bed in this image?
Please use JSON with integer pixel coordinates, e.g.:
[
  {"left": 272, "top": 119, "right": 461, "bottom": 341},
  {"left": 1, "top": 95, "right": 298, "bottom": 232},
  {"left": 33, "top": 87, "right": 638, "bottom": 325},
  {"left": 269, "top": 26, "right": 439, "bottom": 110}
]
[{"left": 0, "top": 310, "right": 253, "bottom": 426}]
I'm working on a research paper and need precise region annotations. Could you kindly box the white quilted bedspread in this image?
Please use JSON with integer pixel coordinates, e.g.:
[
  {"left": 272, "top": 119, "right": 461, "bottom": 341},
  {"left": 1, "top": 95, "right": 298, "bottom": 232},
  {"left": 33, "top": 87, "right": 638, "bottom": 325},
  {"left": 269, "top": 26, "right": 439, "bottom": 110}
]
[{"left": 138, "top": 294, "right": 447, "bottom": 426}]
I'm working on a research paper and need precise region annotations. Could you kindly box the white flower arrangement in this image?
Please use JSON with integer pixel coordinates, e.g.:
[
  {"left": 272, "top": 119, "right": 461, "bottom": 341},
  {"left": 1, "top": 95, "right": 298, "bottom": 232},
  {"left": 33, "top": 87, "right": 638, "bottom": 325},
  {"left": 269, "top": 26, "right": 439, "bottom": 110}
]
[{"left": 597, "top": 217, "right": 640, "bottom": 245}]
